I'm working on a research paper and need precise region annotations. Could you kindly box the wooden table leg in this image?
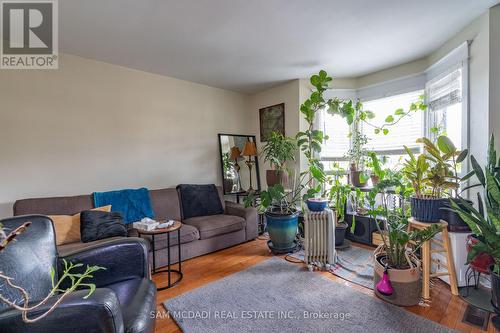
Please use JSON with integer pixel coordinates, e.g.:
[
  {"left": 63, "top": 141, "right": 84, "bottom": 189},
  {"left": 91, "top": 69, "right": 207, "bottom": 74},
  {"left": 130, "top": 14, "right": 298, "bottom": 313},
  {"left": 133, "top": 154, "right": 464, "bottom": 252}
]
[
  {"left": 422, "top": 239, "right": 431, "bottom": 300},
  {"left": 442, "top": 227, "right": 459, "bottom": 295}
]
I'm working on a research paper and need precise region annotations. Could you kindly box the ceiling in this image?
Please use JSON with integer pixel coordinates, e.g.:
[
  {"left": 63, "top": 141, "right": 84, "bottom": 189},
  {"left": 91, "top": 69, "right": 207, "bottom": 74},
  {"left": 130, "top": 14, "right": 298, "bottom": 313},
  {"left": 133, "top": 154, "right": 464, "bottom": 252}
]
[{"left": 60, "top": 0, "right": 500, "bottom": 94}]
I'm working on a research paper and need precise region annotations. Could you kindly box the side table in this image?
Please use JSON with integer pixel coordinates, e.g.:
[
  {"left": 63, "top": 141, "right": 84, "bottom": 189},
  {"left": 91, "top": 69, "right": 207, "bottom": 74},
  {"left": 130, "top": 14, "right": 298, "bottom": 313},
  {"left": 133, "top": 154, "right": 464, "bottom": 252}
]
[{"left": 135, "top": 221, "right": 183, "bottom": 290}]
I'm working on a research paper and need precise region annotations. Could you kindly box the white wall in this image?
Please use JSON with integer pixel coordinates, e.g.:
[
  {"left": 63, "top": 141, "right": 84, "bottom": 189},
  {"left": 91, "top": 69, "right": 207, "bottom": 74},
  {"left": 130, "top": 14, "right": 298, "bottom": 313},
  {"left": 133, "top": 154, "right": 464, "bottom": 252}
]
[
  {"left": 489, "top": 5, "right": 500, "bottom": 152},
  {"left": 0, "top": 54, "right": 252, "bottom": 218},
  {"left": 247, "top": 80, "right": 300, "bottom": 189}
]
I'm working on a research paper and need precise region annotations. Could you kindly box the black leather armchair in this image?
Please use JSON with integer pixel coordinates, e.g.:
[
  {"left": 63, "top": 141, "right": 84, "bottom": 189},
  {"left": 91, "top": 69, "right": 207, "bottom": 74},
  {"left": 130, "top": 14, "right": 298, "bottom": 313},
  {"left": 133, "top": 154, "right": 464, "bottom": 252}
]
[{"left": 0, "top": 215, "right": 156, "bottom": 333}]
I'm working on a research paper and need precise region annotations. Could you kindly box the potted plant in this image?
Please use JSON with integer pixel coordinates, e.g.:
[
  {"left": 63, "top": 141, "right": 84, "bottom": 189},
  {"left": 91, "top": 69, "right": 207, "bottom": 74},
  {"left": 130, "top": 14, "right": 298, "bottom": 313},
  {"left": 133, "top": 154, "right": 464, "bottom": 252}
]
[
  {"left": 402, "top": 136, "right": 461, "bottom": 223},
  {"left": 367, "top": 173, "right": 441, "bottom": 306},
  {"left": 346, "top": 112, "right": 369, "bottom": 187},
  {"left": 325, "top": 163, "right": 351, "bottom": 246},
  {"left": 246, "top": 70, "right": 331, "bottom": 252},
  {"left": 261, "top": 131, "right": 296, "bottom": 187},
  {"left": 366, "top": 153, "right": 387, "bottom": 186},
  {"left": 449, "top": 134, "right": 500, "bottom": 329}
]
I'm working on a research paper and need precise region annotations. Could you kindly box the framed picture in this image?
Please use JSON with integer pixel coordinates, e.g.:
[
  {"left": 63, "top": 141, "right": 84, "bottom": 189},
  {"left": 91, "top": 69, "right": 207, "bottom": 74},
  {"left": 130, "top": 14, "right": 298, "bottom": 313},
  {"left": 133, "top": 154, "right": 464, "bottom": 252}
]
[{"left": 259, "top": 103, "right": 285, "bottom": 142}]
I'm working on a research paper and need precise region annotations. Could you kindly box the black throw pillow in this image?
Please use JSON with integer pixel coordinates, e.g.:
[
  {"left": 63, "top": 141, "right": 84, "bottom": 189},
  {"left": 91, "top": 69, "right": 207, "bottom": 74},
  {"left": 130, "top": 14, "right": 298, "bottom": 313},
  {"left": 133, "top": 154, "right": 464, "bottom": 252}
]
[
  {"left": 80, "top": 210, "right": 127, "bottom": 243},
  {"left": 177, "top": 184, "right": 224, "bottom": 219}
]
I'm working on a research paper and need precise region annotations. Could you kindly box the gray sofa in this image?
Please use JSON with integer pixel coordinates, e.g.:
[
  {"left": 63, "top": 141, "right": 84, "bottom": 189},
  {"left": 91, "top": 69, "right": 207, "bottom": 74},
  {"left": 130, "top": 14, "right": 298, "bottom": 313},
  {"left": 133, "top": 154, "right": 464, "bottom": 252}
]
[{"left": 13, "top": 186, "right": 258, "bottom": 267}]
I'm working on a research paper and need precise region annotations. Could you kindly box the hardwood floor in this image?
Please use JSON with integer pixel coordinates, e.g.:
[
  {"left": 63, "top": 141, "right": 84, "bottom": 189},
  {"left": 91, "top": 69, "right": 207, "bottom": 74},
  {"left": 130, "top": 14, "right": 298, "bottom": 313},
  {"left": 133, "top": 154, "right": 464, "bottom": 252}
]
[{"left": 153, "top": 238, "right": 498, "bottom": 333}]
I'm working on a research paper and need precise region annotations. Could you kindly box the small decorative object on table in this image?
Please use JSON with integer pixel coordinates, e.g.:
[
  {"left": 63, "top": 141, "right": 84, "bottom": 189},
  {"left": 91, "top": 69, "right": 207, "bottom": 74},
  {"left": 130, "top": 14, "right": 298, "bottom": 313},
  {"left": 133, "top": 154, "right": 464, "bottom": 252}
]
[
  {"left": 133, "top": 217, "right": 159, "bottom": 231},
  {"left": 135, "top": 220, "right": 183, "bottom": 290}
]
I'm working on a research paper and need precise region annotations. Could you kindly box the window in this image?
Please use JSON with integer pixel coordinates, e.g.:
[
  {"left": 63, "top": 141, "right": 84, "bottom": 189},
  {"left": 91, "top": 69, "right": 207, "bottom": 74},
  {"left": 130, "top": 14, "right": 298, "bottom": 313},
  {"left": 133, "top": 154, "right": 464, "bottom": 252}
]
[
  {"left": 362, "top": 90, "right": 424, "bottom": 168},
  {"left": 320, "top": 90, "right": 424, "bottom": 172},
  {"left": 425, "top": 67, "right": 464, "bottom": 150}
]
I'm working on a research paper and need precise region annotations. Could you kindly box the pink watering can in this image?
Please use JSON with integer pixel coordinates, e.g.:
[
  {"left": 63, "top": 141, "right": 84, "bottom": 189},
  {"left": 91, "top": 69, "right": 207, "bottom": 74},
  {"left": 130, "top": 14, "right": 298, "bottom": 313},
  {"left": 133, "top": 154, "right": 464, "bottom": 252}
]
[{"left": 376, "top": 265, "right": 394, "bottom": 296}]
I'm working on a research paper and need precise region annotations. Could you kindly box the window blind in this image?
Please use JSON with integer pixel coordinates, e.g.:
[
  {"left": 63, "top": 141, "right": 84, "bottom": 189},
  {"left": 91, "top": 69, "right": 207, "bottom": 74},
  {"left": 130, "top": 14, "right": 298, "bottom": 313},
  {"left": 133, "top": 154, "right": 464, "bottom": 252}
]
[{"left": 426, "top": 68, "right": 462, "bottom": 111}]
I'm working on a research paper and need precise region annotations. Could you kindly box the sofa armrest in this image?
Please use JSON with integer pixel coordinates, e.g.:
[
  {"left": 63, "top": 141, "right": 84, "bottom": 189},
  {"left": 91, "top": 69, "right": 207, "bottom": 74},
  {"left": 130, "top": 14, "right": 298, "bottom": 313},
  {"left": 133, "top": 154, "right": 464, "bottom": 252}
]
[
  {"left": 58, "top": 237, "right": 150, "bottom": 288},
  {"left": 0, "top": 289, "right": 124, "bottom": 333},
  {"left": 225, "top": 201, "right": 258, "bottom": 240}
]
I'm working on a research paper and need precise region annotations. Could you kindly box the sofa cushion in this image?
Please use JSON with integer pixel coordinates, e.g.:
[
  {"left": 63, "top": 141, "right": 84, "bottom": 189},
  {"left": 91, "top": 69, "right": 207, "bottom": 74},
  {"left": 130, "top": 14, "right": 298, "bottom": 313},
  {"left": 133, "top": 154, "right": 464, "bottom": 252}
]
[
  {"left": 183, "top": 214, "right": 245, "bottom": 239},
  {"left": 149, "top": 188, "right": 182, "bottom": 221},
  {"left": 177, "top": 184, "right": 224, "bottom": 219},
  {"left": 49, "top": 205, "right": 112, "bottom": 246},
  {"left": 80, "top": 211, "right": 127, "bottom": 243},
  {"left": 128, "top": 223, "right": 200, "bottom": 250},
  {"left": 14, "top": 194, "right": 94, "bottom": 216}
]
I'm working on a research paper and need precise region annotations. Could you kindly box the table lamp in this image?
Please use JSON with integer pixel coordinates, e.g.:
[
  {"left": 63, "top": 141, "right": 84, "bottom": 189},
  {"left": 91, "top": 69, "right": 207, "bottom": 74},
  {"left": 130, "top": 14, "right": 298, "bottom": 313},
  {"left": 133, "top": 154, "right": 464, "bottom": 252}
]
[
  {"left": 241, "top": 140, "right": 258, "bottom": 191},
  {"left": 230, "top": 146, "right": 243, "bottom": 192}
]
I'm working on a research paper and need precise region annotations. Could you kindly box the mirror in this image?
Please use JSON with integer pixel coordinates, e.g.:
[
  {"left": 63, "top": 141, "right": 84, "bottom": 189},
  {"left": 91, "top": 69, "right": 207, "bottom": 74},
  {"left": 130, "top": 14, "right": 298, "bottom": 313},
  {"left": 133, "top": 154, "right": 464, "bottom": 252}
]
[{"left": 218, "top": 134, "right": 261, "bottom": 195}]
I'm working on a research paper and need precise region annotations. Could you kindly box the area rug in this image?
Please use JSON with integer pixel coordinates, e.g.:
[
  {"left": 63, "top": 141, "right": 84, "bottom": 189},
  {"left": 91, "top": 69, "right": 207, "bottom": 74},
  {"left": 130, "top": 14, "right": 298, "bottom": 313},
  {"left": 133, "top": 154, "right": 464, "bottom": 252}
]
[
  {"left": 163, "top": 257, "right": 455, "bottom": 333},
  {"left": 291, "top": 245, "right": 374, "bottom": 289}
]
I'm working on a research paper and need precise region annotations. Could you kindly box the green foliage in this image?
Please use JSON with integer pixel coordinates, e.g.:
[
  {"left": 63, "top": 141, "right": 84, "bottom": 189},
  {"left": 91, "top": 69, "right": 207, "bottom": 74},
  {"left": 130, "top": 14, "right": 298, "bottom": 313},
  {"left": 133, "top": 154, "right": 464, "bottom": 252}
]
[
  {"left": 53, "top": 259, "right": 105, "bottom": 299},
  {"left": 261, "top": 131, "right": 296, "bottom": 172},
  {"left": 222, "top": 152, "right": 231, "bottom": 174},
  {"left": 402, "top": 135, "right": 466, "bottom": 198},
  {"left": 246, "top": 70, "right": 332, "bottom": 214},
  {"left": 450, "top": 134, "right": 500, "bottom": 274},
  {"left": 324, "top": 164, "right": 351, "bottom": 224},
  {"left": 367, "top": 169, "right": 441, "bottom": 268}
]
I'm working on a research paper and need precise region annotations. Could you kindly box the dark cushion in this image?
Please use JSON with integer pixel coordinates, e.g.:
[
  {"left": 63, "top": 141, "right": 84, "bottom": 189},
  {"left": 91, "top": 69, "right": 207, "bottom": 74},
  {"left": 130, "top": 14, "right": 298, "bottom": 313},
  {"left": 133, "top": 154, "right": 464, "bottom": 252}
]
[
  {"left": 183, "top": 214, "right": 245, "bottom": 239},
  {"left": 177, "top": 184, "right": 224, "bottom": 219},
  {"left": 128, "top": 224, "right": 200, "bottom": 249},
  {"left": 80, "top": 211, "right": 127, "bottom": 243}
]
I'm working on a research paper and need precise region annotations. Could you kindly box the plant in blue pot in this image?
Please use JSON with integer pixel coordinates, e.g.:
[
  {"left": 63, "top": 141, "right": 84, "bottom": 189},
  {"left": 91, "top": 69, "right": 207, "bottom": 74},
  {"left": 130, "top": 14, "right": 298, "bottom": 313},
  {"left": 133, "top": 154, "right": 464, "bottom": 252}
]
[
  {"left": 246, "top": 70, "right": 336, "bottom": 253},
  {"left": 402, "top": 136, "right": 465, "bottom": 223}
]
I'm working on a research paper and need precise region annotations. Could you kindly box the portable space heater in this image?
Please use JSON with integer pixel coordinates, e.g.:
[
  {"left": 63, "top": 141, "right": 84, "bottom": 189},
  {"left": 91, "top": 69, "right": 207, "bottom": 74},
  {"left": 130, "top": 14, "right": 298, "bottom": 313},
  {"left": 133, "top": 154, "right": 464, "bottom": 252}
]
[{"left": 303, "top": 208, "right": 337, "bottom": 270}]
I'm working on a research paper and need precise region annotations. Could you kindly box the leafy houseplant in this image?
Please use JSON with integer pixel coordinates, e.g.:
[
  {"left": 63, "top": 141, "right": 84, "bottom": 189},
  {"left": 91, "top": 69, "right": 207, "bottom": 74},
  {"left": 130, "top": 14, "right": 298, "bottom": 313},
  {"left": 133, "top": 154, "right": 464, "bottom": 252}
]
[
  {"left": 246, "top": 70, "right": 332, "bottom": 252},
  {"left": 345, "top": 103, "right": 370, "bottom": 187},
  {"left": 366, "top": 153, "right": 387, "bottom": 186},
  {"left": 261, "top": 131, "right": 296, "bottom": 187},
  {"left": 324, "top": 164, "right": 351, "bottom": 246},
  {"left": 402, "top": 135, "right": 466, "bottom": 223},
  {"left": 367, "top": 172, "right": 441, "bottom": 306},
  {"left": 449, "top": 135, "right": 500, "bottom": 326}
]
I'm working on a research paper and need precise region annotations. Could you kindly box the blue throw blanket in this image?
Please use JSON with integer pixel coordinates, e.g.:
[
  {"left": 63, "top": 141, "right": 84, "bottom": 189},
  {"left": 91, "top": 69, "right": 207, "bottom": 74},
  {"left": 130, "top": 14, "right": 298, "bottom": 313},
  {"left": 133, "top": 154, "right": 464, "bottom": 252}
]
[{"left": 93, "top": 188, "right": 155, "bottom": 224}]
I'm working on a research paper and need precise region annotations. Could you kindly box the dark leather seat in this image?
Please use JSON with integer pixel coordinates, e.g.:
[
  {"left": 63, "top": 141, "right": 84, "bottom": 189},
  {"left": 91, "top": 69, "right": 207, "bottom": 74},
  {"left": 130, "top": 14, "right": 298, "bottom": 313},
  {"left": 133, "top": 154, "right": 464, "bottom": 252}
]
[{"left": 0, "top": 215, "right": 156, "bottom": 333}]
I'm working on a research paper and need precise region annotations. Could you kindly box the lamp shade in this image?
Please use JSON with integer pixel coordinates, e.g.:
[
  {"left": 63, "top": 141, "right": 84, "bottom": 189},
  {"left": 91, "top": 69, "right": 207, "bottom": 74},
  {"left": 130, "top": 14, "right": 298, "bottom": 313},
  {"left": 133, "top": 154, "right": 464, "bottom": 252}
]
[
  {"left": 230, "top": 146, "right": 241, "bottom": 160},
  {"left": 241, "top": 141, "right": 257, "bottom": 156}
]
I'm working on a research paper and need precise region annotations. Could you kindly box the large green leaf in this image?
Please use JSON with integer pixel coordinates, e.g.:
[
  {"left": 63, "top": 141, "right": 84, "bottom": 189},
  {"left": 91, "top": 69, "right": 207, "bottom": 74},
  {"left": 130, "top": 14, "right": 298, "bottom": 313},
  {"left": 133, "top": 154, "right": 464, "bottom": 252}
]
[
  {"left": 457, "top": 149, "right": 468, "bottom": 163},
  {"left": 437, "top": 135, "right": 456, "bottom": 154},
  {"left": 471, "top": 155, "right": 486, "bottom": 186}
]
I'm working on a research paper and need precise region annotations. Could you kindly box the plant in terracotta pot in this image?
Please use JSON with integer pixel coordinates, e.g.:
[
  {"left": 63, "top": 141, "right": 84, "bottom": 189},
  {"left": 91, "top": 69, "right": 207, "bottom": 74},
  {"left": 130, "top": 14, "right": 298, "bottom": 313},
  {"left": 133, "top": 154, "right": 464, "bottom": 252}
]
[
  {"left": 366, "top": 174, "right": 441, "bottom": 306},
  {"left": 366, "top": 153, "right": 388, "bottom": 186},
  {"left": 402, "top": 136, "right": 462, "bottom": 223},
  {"left": 324, "top": 163, "right": 351, "bottom": 246},
  {"left": 449, "top": 134, "right": 500, "bottom": 329},
  {"left": 346, "top": 116, "right": 369, "bottom": 187},
  {"left": 261, "top": 131, "right": 296, "bottom": 187}
]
